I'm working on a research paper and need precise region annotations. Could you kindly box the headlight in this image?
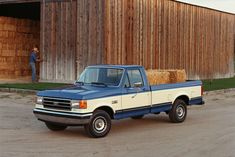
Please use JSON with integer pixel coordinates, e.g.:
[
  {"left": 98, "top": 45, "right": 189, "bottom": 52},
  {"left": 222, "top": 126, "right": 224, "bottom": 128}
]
[
  {"left": 36, "top": 96, "right": 43, "bottom": 104},
  {"left": 71, "top": 100, "right": 87, "bottom": 109}
]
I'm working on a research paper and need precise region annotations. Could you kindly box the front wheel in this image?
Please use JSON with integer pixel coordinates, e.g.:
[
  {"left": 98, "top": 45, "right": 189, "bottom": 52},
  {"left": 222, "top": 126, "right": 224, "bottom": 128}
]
[
  {"left": 169, "top": 99, "right": 187, "bottom": 123},
  {"left": 45, "top": 122, "right": 67, "bottom": 131},
  {"left": 84, "top": 110, "right": 111, "bottom": 138}
]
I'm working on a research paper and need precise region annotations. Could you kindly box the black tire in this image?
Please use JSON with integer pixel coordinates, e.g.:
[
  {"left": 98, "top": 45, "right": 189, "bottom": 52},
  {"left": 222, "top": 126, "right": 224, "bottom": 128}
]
[
  {"left": 84, "top": 110, "right": 111, "bottom": 138},
  {"left": 45, "top": 122, "right": 67, "bottom": 131},
  {"left": 169, "top": 99, "right": 187, "bottom": 123},
  {"left": 131, "top": 115, "right": 144, "bottom": 119}
]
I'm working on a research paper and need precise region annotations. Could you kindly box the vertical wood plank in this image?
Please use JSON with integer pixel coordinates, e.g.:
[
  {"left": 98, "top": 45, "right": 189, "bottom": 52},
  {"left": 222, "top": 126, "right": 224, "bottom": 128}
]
[{"left": 40, "top": 0, "right": 235, "bottom": 82}]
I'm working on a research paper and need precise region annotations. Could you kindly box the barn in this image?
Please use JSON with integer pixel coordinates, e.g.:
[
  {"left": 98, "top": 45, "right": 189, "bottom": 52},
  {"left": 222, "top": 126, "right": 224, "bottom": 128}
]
[{"left": 0, "top": 0, "right": 234, "bottom": 83}]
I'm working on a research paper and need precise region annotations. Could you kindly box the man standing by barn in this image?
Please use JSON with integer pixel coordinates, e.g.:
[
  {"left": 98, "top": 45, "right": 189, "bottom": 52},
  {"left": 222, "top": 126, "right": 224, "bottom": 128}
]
[{"left": 29, "top": 46, "right": 41, "bottom": 83}]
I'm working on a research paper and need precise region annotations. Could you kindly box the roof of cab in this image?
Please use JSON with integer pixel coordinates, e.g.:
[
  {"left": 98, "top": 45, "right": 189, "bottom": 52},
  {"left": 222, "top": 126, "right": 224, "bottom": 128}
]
[{"left": 87, "top": 64, "right": 143, "bottom": 69}]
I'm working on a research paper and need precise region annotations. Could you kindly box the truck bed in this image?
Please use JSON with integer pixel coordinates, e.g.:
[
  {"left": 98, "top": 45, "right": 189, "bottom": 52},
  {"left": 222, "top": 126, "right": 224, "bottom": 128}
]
[
  {"left": 150, "top": 80, "right": 202, "bottom": 91},
  {"left": 150, "top": 80, "right": 203, "bottom": 107}
]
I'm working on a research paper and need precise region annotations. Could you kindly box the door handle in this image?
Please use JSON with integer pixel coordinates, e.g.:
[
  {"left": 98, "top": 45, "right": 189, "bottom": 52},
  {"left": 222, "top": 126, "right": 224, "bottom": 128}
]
[
  {"left": 132, "top": 94, "right": 137, "bottom": 98},
  {"left": 132, "top": 88, "right": 140, "bottom": 98}
]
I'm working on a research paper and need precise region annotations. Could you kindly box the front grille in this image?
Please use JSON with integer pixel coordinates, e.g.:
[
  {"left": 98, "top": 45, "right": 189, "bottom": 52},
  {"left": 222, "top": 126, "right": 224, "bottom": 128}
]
[{"left": 43, "top": 97, "right": 71, "bottom": 111}]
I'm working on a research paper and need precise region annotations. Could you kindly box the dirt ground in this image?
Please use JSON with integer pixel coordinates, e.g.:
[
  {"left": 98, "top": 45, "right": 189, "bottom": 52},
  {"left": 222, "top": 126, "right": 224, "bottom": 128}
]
[{"left": 0, "top": 90, "right": 235, "bottom": 157}]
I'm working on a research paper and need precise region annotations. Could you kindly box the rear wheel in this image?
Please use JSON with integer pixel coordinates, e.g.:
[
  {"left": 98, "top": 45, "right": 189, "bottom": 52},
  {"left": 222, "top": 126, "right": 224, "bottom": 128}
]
[
  {"left": 84, "top": 110, "right": 111, "bottom": 138},
  {"left": 131, "top": 115, "right": 144, "bottom": 119},
  {"left": 45, "top": 122, "right": 67, "bottom": 131},
  {"left": 169, "top": 99, "right": 187, "bottom": 123}
]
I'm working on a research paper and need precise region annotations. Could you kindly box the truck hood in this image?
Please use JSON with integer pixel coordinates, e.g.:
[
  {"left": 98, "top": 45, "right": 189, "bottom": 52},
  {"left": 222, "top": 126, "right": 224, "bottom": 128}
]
[{"left": 37, "top": 85, "right": 122, "bottom": 100}]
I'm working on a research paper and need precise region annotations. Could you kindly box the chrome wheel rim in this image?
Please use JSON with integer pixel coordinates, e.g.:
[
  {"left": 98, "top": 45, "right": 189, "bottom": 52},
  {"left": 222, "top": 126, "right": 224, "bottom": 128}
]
[
  {"left": 176, "top": 105, "right": 185, "bottom": 119},
  {"left": 93, "top": 116, "right": 107, "bottom": 133}
]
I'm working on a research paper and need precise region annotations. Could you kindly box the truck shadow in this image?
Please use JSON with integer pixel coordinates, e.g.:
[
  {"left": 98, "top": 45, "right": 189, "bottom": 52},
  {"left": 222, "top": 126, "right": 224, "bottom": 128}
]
[
  {"left": 48, "top": 114, "right": 172, "bottom": 138},
  {"left": 44, "top": 127, "right": 88, "bottom": 139},
  {"left": 111, "top": 114, "right": 171, "bottom": 134}
]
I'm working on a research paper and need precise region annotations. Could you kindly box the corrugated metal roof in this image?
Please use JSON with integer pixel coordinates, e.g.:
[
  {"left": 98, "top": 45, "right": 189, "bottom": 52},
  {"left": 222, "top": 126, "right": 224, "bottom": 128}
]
[
  {"left": 0, "top": 0, "right": 234, "bottom": 15},
  {"left": 175, "top": 0, "right": 235, "bottom": 15}
]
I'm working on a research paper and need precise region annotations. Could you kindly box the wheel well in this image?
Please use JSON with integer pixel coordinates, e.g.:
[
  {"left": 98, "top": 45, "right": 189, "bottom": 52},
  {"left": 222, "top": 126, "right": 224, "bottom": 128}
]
[
  {"left": 95, "top": 106, "right": 114, "bottom": 119},
  {"left": 175, "top": 95, "right": 189, "bottom": 105}
]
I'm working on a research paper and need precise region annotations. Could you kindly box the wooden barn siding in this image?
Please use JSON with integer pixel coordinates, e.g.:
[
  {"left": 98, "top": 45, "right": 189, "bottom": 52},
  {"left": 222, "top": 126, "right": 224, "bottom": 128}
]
[
  {"left": 40, "top": 0, "right": 77, "bottom": 82},
  {"left": 104, "top": 0, "right": 235, "bottom": 79},
  {"left": 76, "top": 0, "right": 105, "bottom": 75},
  {"left": 40, "top": 0, "right": 234, "bottom": 82},
  {"left": 40, "top": 0, "right": 104, "bottom": 82}
]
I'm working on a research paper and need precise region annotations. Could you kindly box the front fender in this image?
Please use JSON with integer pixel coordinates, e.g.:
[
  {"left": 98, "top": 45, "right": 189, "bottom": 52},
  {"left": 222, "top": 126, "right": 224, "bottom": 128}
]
[{"left": 87, "top": 96, "right": 122, "bottom": 113}]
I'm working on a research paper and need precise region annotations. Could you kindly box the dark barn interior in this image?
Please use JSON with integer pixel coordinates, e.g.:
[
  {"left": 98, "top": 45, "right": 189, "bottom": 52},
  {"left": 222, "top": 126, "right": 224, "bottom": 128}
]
[
  {"left": 0, "top": 2, "right": 40, "bottom": 81},
  {"left": 0, "top": 2, "right": 40, "bottom": 20}
]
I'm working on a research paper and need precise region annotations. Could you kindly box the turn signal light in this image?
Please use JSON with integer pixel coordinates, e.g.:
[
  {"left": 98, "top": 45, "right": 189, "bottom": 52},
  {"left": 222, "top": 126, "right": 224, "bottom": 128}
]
[{"left": 79, "top": 100, "right": 87, "bottom": 109}]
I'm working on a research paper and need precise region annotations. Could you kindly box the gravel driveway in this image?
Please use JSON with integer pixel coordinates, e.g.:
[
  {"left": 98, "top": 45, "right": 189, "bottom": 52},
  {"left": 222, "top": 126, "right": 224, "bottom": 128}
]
[{"left": 0, "top": 90, "right": 235, "bottom": 157}]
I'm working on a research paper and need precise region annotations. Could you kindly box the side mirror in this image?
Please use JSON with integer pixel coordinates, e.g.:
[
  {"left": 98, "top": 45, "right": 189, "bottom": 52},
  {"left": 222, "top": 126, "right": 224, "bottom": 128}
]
[
  {"left": 74, "top": 81, "right": 84, "bottom": 86},
  {"left": 134, "top": 82, "right": 143, "bottom": 88}
]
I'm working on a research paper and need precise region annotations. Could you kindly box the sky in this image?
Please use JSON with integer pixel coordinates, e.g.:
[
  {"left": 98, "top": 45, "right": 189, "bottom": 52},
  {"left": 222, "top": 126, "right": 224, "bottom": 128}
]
[{"left": 176, "top": 0, "right": 235, "bottom": 14}]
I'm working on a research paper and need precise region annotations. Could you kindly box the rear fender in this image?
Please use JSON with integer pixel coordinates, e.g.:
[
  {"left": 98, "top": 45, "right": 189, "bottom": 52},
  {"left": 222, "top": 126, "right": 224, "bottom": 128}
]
[{"left": 172, "top": 93, "right": 190, "bottom": 105}]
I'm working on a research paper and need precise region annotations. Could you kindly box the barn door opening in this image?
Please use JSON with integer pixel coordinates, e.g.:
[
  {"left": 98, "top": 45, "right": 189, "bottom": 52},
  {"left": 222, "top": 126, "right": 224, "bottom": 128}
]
[{"left": 0, "top": 2, "right": 40, "bottom": 83}]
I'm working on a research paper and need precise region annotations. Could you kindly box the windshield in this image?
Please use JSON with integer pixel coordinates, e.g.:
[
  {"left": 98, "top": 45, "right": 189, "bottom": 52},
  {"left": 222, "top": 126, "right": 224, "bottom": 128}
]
[{"left": 78, "top": 67, "right": 124, "bottom": 86}]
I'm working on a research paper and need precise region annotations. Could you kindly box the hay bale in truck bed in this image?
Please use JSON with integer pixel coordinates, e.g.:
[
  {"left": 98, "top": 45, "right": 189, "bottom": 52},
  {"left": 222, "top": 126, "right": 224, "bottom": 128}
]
[
  {"left": 146, "top": 69, "right": 186, "bottom": 85},
  {"left": 175, "top": 69, "right": 187, "bottom": 83},
  {"left": 146, "top": 70, "right": 170, "bottom": 85},
  {"left": 167, "top": 69, "right": 187, "bottom": 83}
]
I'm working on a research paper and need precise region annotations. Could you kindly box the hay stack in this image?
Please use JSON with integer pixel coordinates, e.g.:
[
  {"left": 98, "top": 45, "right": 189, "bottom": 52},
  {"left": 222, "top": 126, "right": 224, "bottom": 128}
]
[
  {"left": 0, "top": 16, "right": 40, "bottom": 79},
  {"left": 146, "top": 69, "right": 186, "bottom": 85}
]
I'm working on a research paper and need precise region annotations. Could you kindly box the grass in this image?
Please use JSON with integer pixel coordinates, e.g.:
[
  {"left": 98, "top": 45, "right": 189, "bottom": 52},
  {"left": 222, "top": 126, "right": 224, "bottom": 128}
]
[
  {"left": 0, "top": 83, "right": 70, "bottom": 91},
  {"left": 202, "top": 77, "right": 235, "bottom": 91},
  {"left": 0, "top": 77, "right": 234, "bottom": 91}
]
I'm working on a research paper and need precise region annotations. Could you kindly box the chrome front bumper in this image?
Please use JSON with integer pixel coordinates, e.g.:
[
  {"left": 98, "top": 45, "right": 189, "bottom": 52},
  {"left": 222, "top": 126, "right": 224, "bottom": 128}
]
[{"left": 33, "top": 108, "right": 92, "bottom": 125}]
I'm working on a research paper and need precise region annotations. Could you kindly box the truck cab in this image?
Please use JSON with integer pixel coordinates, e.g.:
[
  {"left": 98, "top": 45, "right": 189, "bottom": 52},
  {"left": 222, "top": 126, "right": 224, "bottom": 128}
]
[{"left": 34, "top": 65, "right": 204, "bottom": 138}]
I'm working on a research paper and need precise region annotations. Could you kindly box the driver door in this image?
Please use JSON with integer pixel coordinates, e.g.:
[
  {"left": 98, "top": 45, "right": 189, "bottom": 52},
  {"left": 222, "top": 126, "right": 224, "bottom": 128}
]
[{"left": 121, "top": 69, "right": 151, "bottom": 110}]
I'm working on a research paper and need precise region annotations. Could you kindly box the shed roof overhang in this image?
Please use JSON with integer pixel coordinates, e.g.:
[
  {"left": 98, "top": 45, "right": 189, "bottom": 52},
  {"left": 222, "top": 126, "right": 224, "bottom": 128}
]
[{"left": 0, "top": 0, "right": 40, "bottom": 4}]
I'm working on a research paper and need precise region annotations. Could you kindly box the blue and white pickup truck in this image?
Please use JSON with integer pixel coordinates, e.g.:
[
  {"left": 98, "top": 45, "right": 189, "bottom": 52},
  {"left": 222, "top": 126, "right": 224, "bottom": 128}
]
[{"left": 33, "top": 65, "right": 204, "bottom": 138}]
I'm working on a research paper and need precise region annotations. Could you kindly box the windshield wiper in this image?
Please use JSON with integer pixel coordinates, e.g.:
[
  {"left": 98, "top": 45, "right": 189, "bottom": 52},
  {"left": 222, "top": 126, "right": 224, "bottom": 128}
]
[{"left": 91, "top": 82, "right": 107, "bottom": 87}]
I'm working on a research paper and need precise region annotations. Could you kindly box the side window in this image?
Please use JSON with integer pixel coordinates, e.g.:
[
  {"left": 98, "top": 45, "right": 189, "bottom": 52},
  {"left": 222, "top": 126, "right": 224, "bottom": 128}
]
[{"left": 127, "top": 69, "right": 144, "bottom": 87}]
